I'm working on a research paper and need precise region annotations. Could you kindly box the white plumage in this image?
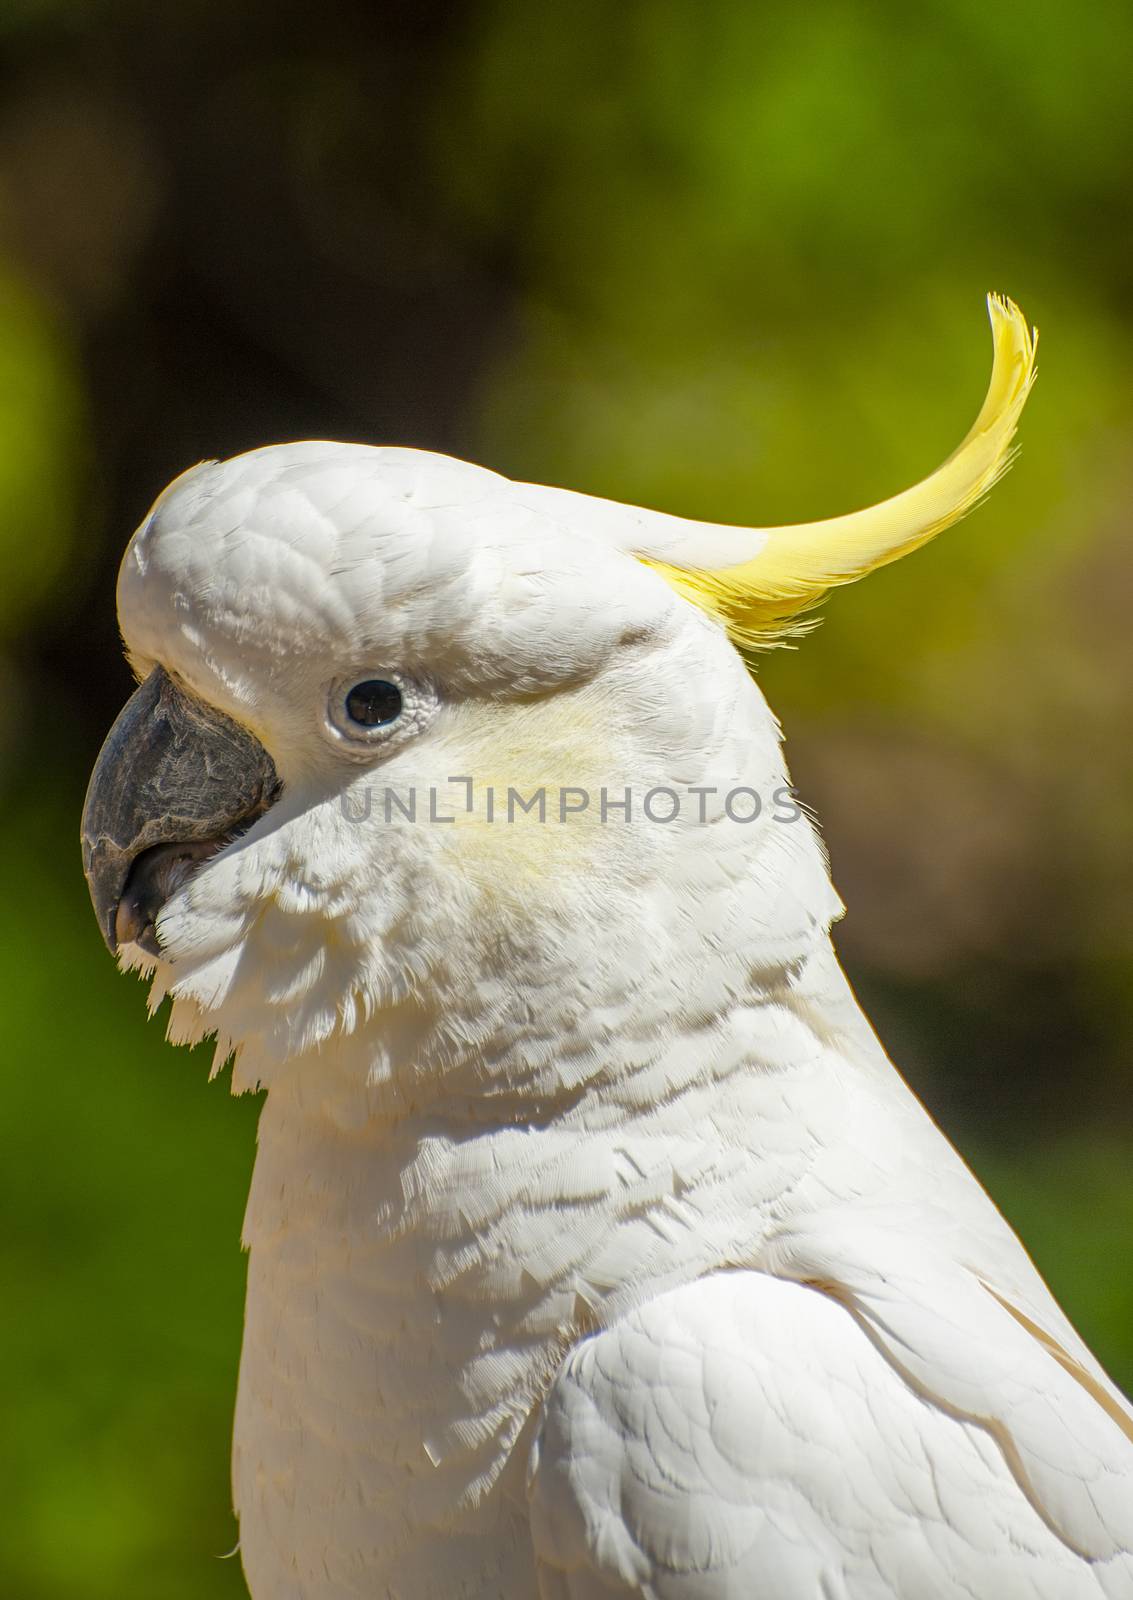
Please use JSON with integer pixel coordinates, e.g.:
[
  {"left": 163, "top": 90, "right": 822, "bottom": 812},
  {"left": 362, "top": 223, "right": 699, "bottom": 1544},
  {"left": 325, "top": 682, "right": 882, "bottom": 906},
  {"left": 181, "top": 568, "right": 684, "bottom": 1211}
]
[{"left": 88, "top": 299, "right": 1132, "bottom": 1598}]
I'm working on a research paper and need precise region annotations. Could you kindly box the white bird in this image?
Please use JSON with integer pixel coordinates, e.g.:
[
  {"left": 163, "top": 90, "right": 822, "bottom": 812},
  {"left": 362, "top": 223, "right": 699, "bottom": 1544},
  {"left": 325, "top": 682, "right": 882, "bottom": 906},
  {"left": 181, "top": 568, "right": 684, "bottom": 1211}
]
[{"left": 81, "top": 295, "right": 1133, "bottom": 1600}]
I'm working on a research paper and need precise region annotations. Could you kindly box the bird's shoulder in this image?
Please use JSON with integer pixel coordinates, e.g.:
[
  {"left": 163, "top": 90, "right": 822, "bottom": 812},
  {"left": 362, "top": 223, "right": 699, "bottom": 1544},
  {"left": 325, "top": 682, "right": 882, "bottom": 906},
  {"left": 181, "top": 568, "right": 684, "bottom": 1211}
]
[{"left": 527, "top": 1267, "right": 1133, "bottom": 1599}]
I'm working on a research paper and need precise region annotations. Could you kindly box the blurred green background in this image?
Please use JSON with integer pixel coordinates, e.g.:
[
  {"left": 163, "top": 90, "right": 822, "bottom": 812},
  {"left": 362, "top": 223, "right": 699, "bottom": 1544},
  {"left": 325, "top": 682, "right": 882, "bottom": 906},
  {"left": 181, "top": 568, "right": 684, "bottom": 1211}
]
[{"left": 2, "top": 2, "right": 1131, "bottom": 1595}]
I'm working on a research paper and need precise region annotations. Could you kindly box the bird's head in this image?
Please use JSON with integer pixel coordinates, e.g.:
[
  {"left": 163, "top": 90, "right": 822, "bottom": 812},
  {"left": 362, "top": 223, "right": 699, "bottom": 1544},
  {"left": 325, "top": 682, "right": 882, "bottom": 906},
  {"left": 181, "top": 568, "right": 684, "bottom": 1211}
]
[{"left": 81, "top": 297, "right": 1034, "bottom": 1104}]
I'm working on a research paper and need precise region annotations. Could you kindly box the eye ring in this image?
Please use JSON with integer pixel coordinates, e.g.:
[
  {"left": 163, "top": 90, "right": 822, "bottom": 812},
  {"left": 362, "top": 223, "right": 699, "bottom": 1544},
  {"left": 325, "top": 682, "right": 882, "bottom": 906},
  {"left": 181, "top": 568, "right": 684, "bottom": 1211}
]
[{"left": 324, "top": 670, "right": 432, "bottom": 756}]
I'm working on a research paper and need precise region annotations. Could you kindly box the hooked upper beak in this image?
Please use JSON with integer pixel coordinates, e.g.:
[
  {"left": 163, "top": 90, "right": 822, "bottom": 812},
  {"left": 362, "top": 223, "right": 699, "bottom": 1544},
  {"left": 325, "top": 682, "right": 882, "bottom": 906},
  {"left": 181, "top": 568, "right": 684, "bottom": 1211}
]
[{"left": 80, "top": 666, "right": 281, "bottom": 958}]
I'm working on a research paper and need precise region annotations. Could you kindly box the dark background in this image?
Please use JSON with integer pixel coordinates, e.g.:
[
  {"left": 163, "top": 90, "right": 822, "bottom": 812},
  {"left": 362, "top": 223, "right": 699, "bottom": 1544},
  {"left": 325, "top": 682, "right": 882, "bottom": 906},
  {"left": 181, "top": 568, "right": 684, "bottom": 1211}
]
[{"left": 2, "top": 3, "right": 1131, "bottom": 1595}]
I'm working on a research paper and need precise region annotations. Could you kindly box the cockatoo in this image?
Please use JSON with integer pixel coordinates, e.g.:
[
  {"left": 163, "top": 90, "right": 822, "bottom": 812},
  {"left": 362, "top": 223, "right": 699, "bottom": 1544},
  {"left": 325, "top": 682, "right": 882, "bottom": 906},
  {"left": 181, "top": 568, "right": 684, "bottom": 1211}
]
[{"left": 81, "top": 296, "right": 1133, "bottom": 1600}]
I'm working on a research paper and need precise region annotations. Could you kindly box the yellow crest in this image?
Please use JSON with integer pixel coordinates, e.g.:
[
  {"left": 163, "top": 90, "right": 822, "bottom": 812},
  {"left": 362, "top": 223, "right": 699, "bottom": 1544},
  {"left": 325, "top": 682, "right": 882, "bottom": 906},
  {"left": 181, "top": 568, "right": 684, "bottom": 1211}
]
[{"left": 647, "top": 294, "right": 1037, "bottom": 653}]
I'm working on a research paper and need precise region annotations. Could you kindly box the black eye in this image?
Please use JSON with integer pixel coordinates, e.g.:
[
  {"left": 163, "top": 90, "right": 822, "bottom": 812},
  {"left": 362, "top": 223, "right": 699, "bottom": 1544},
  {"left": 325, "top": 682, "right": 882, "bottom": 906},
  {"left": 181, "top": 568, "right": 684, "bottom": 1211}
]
[{"left": 344, "top": 679, "right": 403, "bottom": 727}]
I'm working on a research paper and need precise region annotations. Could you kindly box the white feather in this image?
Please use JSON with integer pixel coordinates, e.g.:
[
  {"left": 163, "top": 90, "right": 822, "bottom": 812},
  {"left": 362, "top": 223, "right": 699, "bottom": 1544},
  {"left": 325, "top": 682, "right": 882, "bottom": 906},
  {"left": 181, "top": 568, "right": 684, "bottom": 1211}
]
[{"left": 102, "top": 429, "right": 1132, "bottom": 1600}]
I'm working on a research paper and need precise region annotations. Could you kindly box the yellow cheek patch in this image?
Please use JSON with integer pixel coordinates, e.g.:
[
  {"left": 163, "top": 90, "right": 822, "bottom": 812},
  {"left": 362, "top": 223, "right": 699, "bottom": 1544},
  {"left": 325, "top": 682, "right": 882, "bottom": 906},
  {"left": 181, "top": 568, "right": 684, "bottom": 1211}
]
[
  {"left": 645, "top": 294, "right": 1037, "bottom": 658},
  {"left": 420, "top": 690, "right": 630, "bottom": 890}
]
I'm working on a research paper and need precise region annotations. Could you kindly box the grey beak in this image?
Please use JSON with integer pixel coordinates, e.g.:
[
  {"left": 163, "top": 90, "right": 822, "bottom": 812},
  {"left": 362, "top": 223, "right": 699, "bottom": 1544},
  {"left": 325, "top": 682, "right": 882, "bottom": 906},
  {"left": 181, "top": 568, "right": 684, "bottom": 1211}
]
[{"left": 81, "top": 666, "right": 280, "bottom": 957}]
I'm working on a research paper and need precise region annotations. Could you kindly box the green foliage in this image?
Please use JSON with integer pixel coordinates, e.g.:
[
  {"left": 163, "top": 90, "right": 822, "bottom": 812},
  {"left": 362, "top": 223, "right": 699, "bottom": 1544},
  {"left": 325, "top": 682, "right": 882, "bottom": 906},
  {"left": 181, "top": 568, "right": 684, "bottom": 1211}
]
[
  {"left": 0, "top": 784, "right": 255, "bottom": 1599},
  {"left": 433, "top": 0, "right": 1133, "bottom": 714},
  {"left": 971, "top": 1139, "right": 1133, "bottom": 1397},
  {"left": 0, "top": 272, "right": 86, "bottom": 637}
]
